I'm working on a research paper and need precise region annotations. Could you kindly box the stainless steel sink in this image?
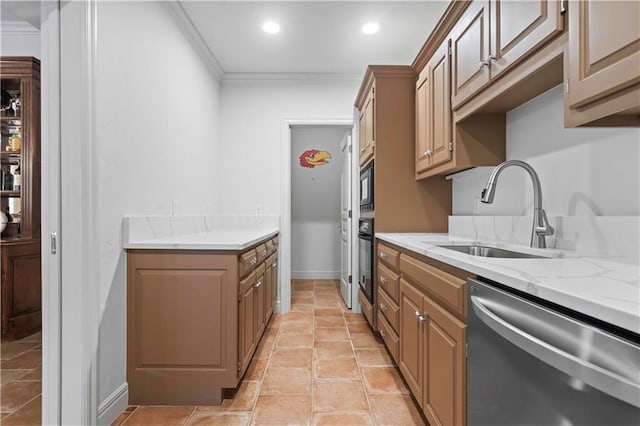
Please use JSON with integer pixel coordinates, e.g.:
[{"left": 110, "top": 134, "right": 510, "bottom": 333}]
[{"left": 437, "top": 245, "right": 549, "bottom": 259}]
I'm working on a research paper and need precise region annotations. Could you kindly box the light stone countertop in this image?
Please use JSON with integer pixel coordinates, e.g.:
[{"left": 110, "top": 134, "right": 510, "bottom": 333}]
[
  {"left": 376, "top": 233, "right": 640, "bottom": 335},
  {"left": 124, "top": 228, "right": 279, "bottom": 250},
  {"left": 122, "top": 215, "right": 279, "bottom": 251}
]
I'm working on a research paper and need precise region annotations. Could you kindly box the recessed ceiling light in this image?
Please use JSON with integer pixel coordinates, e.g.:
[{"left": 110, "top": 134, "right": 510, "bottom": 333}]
[
  {"left": 362, "top": 22, "right": 380, "bottom": 35},
  {"left": 262, "top": 22, "right": 280, "bottom": 34}
]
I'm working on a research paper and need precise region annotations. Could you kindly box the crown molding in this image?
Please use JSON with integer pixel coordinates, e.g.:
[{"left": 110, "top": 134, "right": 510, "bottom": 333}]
[
  {"left": 221, "top": 72, "right": 362, "bottom": 83},
  {"left": 0, "top": 21, "right": 40, "bottom": 36},
  {"left": 165, "top": 1, "right": 224, "bottom": 81}
]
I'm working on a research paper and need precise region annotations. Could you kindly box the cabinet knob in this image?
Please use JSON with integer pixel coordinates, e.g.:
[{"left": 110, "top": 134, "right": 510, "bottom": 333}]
[
  {"left": 380, "top": 303, "right": 387, "bottom": 312},
  {"left": 262, "top": 250, "right": 267, "bottom": 256},
  {"left": 250, "top": 258, "right": 257, "bottom": 265},
  {"left": 380, "top": 330, "right": 386, "bottom": 338},
  {"left": 360, "top": 147, "right": 366, "bottom": 153},
  {"left": 415, "top": 310, "right": 426, "bottom": 322},
  {"left": 254, "top": 280, "right": 262, "bottom": 288},
  {"left": 379, "top": 276, "right": 387, "bottom": 285},
  {"left": 426, "top": 150, "right": 432, "bottom": 156},
  {"left": 379, "top": 252, "right": 388, "bottom": 260}
]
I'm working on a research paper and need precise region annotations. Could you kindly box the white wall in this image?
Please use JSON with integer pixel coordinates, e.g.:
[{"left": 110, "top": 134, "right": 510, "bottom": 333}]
[
  {"left": 452, "top": 85, "right": 640, "bottom": 217},
  {"left": 291, "top": 126, "right": 347, "bottom": 278},
  {"left": 95, "top": 0, "right": 221, "bottom": 414},
  {"left": 0, "top": 22, "right": 40, "bottom": 57},
  {"left": 217, "top": 78, "right": 360, "bottom": 215}
]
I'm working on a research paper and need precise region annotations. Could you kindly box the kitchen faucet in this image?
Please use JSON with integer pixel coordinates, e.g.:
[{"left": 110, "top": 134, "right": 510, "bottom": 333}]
[{"left": 480, "top": 160, "right": 554, "bottom": 248}]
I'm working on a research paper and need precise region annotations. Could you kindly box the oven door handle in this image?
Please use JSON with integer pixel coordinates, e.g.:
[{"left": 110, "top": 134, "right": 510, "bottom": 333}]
[{"left": 471, "top": 295, "right": 640, "bottom": 407}]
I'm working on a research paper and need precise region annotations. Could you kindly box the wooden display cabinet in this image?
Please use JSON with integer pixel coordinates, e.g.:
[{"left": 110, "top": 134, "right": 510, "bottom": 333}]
[{"left": 1, "top": 57, "right": 41, "bottom": 339}]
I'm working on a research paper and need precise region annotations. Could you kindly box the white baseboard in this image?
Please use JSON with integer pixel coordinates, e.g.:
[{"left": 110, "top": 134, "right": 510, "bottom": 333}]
[
  {"left": 291, "top": 271, "right": 340, "bottom": 280},
  {"left": 98, "top": 383, "right": 128, "bottom": 426}
]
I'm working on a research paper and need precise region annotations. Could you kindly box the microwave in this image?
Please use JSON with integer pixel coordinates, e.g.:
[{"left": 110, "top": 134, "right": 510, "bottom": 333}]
[{"left": 360, "top": 161, "right": 374, "bottom": 211}]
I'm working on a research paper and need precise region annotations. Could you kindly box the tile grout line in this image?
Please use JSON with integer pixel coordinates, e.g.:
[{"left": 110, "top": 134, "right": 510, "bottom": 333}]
[{"left": 181, "top": 406, "right": 197, "bottom": 426}]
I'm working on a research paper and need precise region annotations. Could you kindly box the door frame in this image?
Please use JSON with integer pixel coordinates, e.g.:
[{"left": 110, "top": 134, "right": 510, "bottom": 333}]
[
  {"left": 40, "top": 1, "right": 62, "bottom": 423},
  {"left": 279, "top": 117, "right": 355, "bottom": 313}
]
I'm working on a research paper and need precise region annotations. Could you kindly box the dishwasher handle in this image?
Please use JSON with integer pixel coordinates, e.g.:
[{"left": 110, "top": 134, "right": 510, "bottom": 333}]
[{"left": 471, "top": 295, "right": 640, "bottom": 408}]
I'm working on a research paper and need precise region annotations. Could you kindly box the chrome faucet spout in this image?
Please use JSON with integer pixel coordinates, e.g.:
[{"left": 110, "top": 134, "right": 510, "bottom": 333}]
[{"left": 480, "top": 160, "right": 554, "bottom": 248}]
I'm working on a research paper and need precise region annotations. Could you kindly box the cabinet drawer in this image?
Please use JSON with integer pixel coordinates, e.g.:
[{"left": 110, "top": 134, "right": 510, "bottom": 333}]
[
  {"left": 378, "top": 287, "right": 399, "bottom": 333},
  {"left": 378, "top": 312, "right": 399, "bottom": 364},
  {"left": 399, "top": 253, "right": 466, "bottom": 318},
  {"left": 358, "top": 288, "right": 374, "bottom": 328},
  {"left": 256, "top": 244, "right": 268, "bottom": 264},
  {"left": 240, "top": 270, "right": 256, "bottom": 293},
  {"left": 239, "top": 249, "right": 258, "bottom": 278},
  {"left": 377, "top": 263, "right": 399, "bottom": 304},
  {"left": 378, "top": 243, "right": 400, "bottom": 271}
]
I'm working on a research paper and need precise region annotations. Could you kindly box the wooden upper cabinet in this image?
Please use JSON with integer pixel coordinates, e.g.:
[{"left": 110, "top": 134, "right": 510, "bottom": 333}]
[
  {"left": 451, "top": 0, "right": 491, "bottom": 109},
  {"left": 451, "top": 0, "right": 564, "bottom": 109},
  {"left": 568, "top": 0, "right": 640, "bottom": 108},
  {"left": 429, "top": 39, "right": 453, "bottom": 169},
  {"left": 416, "top": 39, "right": 452, "bottom": 174},
  {"left": 359, "top": 86, "right": 375, "bottom": 166},
  {"left": 491, "top": 0, "right": 564, "bottom": 78},
  {"left": 415, "top": 70, "right": 430, "bottom": 173}
]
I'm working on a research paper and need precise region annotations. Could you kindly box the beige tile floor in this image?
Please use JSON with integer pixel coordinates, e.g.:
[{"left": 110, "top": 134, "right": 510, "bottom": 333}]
[
  {"left": 0, "top": 331, "right": 43, "bottom": 425},
  {"left": 114, "top": 279, "right": 426, "bottom": 425}
]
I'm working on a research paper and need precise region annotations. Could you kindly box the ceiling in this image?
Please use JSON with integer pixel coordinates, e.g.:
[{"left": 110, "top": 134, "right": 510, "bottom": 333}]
[
  {"left": 1, "top": 1, "right": 450, "bottom": 76},
  {"left": 179, "top": 1, "right": 449, "bottom": 75},
  {"left": 0, "top": 1, "right": 41, "bottom": 29}
]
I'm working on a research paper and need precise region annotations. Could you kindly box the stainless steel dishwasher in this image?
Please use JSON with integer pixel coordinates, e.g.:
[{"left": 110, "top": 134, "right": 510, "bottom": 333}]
[{"left": 467, "top": 278, "right": 640, "bottom": 426}]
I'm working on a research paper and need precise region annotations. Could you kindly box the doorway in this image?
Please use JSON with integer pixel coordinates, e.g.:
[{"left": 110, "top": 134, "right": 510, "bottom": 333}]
[{"left": 290, "top": 126, "right": 349, "bottom": 287}]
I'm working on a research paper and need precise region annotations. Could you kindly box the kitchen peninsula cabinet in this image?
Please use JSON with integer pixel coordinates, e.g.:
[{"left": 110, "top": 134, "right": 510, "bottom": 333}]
[
  {"left": 565, "top": 0, "right": 640, "bottom": 126},
  {"left": 127, "top": 235, "right": 278, "bottom": 406}
]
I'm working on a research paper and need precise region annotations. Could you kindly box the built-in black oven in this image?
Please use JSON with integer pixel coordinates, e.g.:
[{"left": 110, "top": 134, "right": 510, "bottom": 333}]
[
  {"left": 358, "top": 218, "right": 374, "bottom": 303},
  {"left": 359, "top": 161, "right": 374, "bottom": 212}
]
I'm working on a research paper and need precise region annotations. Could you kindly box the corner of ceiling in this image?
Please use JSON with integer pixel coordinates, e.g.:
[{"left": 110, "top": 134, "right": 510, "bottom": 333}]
[{"left": 165, "top": 0, "right": 224, "bottom": 81}]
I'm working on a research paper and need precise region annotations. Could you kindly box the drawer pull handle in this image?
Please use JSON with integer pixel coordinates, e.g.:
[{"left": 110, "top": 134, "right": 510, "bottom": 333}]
[
  {"left": 380, "top": 303, "right": 387, "bottom": 312},
  {"left": 254, "top": 280, "right": 262, "bottom": 288},
  {"left": 380, "top": 330, "right": 386, "bottom": 338},
  {"left": 379, "top": 276, "right": 387, "bottom": 285},
  {"left": 415, "top": 310, "right": 426, "bottom": 322},
  {"left": 262, "top": 250, "right": 268, "bottom": 256}
]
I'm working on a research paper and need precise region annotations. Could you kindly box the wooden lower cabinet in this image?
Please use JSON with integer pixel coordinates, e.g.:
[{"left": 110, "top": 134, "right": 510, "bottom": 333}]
[
  {"left": 399, "top": 278, "right": 467, "bottom": 426},
  {"left": 127, "top": 235, "right": 278, "bottom": 406},
  {"left": 1, "top": 239, "right": 41, "bottom": 339},
  {"left": 375, "top": 241, "right": 471, "bottom": 425}
]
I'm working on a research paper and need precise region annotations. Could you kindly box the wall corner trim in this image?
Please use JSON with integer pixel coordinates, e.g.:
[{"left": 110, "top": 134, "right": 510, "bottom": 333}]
[
  {"left": 97, "top": 383, "right": 129, "bottom": 426},
  {"left": 165, "top": 1, "right": 224, "bottom": 81}
]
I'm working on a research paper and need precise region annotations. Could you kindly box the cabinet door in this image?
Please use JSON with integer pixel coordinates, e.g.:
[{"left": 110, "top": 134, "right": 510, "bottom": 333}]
[
  {"left": 568, "top": 0, "right": 640, "bottom": 108},
  {"left": 415, "top": 68, "right": 430, "bottom": 174},
  {"left": 238, "top": 272, "right": 256, "bottom": 373},
  {"left": 491, "top": 0, "right": 564, "bottom": 78},
  {"left": 254, "top": 269, "right": 266, "bottom": 339},
  {"left": 422, "top": 294, "right": 466, "bottom": 426},
  {"left": 398, "top": 279, "right": 424, "bottom": 401},
  {"left": 451, "top": 0, "right": 491, "bottom": 109},
  {"left": 428, "top": 39, "right": 452, "bottom": 168},
  {"left": 359, "top": 87, "right": 375, "bottom": 166},
  {"left": 264, "top": 259, "right": 273, "bottom": 321}
]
